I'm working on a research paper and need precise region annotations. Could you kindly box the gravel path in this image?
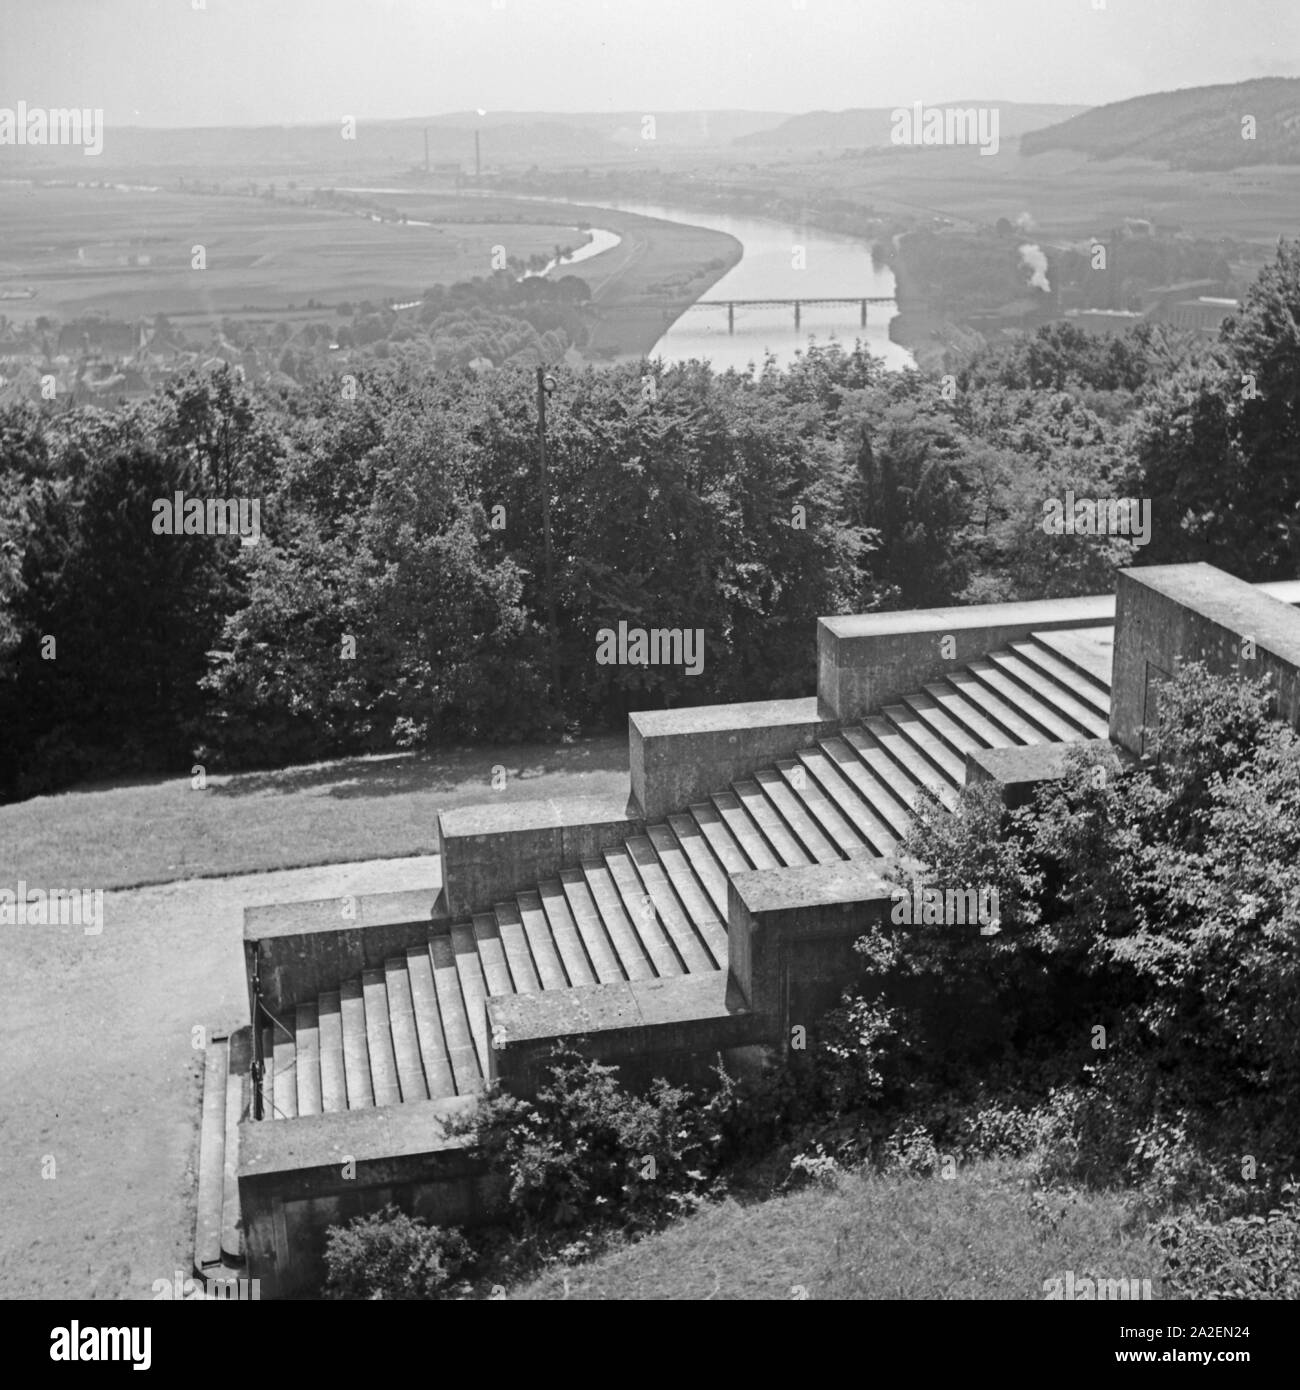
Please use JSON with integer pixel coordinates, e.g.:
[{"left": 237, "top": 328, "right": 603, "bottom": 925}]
[{"left": 0, "top": 855, "right": 440, "bottom": 1300}]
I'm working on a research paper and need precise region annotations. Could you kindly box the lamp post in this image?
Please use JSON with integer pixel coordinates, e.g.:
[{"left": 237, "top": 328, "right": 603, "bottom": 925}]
[{"left": 536, "top": 367, "right": 563, "bottom": 705}]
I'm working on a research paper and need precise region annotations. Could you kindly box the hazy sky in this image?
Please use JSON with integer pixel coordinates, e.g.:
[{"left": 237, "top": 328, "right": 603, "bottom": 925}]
[{"left": 4, "top": 0, "right": 1298, "bottom": 126}]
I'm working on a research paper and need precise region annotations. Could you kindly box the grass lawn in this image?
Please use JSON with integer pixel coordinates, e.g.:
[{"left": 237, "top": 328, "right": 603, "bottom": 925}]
[
  {"left": 508, "top": 1160, "right": 1166, "bottom": 1300},
  {"left": 0, "top": 732, "right": 627, "bottom": 890}
]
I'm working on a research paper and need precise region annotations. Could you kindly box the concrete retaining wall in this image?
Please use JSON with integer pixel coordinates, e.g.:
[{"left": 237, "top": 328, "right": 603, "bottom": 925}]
[
  {"left": 238, "top": 1095, "right": 502, "bottom": 1299},
  {"left": 1111, "top": 565, "right": 1300, "bottom": 757},
  {"left": 438, "top": 795, "right": 641, "bottom": 919},
  {"left": 630, "top": 697, "right": 841, "bottom": 821},
  {"left": 244, "top": 889, "right": 441, "bottom": 1018},
  {"left": 487, "top": 971, "right": 766, "bottom": 1097},
  {"left": 818, "top": 593, "right": 1114, "bottom": 722}
]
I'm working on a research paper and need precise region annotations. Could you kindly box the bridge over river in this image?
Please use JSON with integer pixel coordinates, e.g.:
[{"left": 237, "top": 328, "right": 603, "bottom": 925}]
[{"left": 686, "top": 295, "right": 896, "bottom": 333}]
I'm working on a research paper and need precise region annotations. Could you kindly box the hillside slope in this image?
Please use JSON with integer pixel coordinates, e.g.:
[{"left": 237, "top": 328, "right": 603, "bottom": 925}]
[
  {"left": 1021, "top": 77, "right": 1300, "bottom": 169},
  {"left": 735, "top": 102, "right": 1087, "bottom": 149}
]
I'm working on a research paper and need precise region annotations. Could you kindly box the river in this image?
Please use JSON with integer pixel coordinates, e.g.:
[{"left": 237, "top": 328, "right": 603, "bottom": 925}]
[{"left": 582, "top": 198, "right": 914, "bottom": 371}]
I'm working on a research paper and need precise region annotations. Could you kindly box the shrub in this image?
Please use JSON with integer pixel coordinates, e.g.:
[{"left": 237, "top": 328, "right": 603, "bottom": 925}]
[
  {"left": 322, "top": 1205, "right": 473, "bottom": 1300},
  {"left": 467, "top": 1048, "right": 728, "bottom": 1239},
  {"left": 1155, "top": 1191, "right": 1300, "bottom": 1299}
]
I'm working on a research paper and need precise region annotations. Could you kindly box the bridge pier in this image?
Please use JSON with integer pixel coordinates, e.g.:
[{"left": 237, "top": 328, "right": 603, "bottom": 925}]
[
  {"left": 860, "top": 299, "right": 867, "bottom": 327},
  {"left": 794, "top": 301, "right": 801, "bottom": 330},
  {"left": 727, "top": 303, "right": 734, "bottom": 335}
]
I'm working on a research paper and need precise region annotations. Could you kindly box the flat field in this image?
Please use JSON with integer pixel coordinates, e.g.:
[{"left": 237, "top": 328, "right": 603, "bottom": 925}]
[{"left": 0, "top": 184, "right": 595, "bottom": 320}]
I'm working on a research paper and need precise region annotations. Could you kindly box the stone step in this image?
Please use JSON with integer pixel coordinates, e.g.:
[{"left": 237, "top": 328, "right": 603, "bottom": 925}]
[
  {"left": 667, "top": 813, "right": 730, "bottom": 920},
  {"left": 384, "top": 957, "right": 428, "bottom": 1104},
  {"left": 963, "top": 657, "right": 1092, "bottom": 741},
  {"left": 538, "top": 882, "right": 599, "bottom": 988},
  {"left": 195, "top": 1038, "right": 228, "bottom": 1270},
  {"left": 796, "top": 747, "right": 898, "bottom": 856},
  {"left": 818, "top": 738, "right": 910, "bottom": 841},
  {"left": 1030, "top": 626, "right": 1114, "bottom": 692},
  {"left": 992, "top": 648, "right": 1110, "bottom": 734},
  {"left": 293, "top": 1002, "right": 323, "bottom": 1117},
  {"left": 710, "top": 788, "right": 782, "bottom": 869},
  {"left": 732, "top": 779, "right": 815, "bottom": 867},
  {"left": 688, "top": 800, "right": 753, "bottom": 876},
  {"left": 317, "top": 992, "right": 347, "bottom": 1112},
  {"left": 944, "top": 669, "right": 1053, "bottom": 745},
  {"left": 404, "top": 948, "right": 456, "bottom": 1100},
  {"left": 923, "top": 681, "right": 1021, "bottom": 749},
  {"left": 647, "top": 823, "right": 728, "bottom": 966},
  {"left": 774, "top": 759, "right": 874, "bottom": 859},
  {"left": 515, "top": 891, "right": 568, "bottom": 991},
  {"left": 428, "top": 935, "right": 480, "bottom": 1095},
  {"left": 626, "top": 835, "right": 716, "bottom": 973},
  {"left": 840, "top": 727, "right": 933, "bottom": 817},
  {"left": 580, "top": 860, "right": 656, "bottom": 981},
  {"left": 559, "top": 868, "right": 626, "bottom": 983},
  {"left": 1011, "top": 638, "right": 1111, "bottom": 717},
  {"left": 471, "top": 913, "right": 514, "bottom": 996},
  {"left": 450, "top": 922, "right": 492, "bottom": 1082},
  {"left": 362, "top": 969, "right": 402, "bottom": 1107},
  {"left": 901, "top": 691, "right": 988, "bottom": 762},
  {"left": 272, "top": 1024, "right": 298, "bottom": 1121},
  {"left": 601, "top": 846, "right": 684, "bottom": 978},
  {"left": 338, "top": 979, "right": 373, "bottom": 1110},
  {"left": 753, "top": 767, "right": 843, "bottom": 864},
  {"left": 877, "top": 704, "right": 967, "bottom": 786},
  {"left": 492, "top": 900, "right": 543, "bottom": 994}
]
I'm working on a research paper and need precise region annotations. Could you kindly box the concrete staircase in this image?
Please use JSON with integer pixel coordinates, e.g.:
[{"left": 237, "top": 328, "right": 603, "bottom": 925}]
[
  {"left": 195, "top": 1030, "right": 249, "bottom": 1286},
  {"left": 252, "top": 626, "right": 1112, "bottom": 1119}
]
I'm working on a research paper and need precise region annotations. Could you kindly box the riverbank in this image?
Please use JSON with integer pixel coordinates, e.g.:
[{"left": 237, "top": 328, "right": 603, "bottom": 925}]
[{"left": 559, "top": 205, "right": 743, "bottom": 361}]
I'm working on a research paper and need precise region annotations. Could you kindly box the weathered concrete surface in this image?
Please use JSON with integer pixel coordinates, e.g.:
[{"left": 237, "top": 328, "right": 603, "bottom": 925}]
[
  {"left": 818, "top": 593, "right": 1114, "bottom": 721},
  {"left": 438, "top": 794, "right": 640, "bottom": 918},
  {"left": 487, "top": 970, "right": 764, "bottom": 1097},
  {"left": 238, "top": 1093, "right": 501, "bottom": 1299},
  {"left": 630, "top": 697, "right": 840, "bottom": 821},
  {"left": 244, "top": 887, "right": 442, "bottom": 1017},
  {"left": 728, "top": 860, "right": 906, "bottom": 1031},
  {"left": 1111, "top": 564, "right": 1300, "bottom": 756},
  {"left": 965, "top": 740, "right": 1125, "bottom": 806}
]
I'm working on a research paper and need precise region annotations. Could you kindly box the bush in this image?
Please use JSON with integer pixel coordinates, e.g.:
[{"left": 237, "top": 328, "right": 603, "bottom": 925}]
[
  {"left": 467, "top": 1048, "right": 730, "bottom": 1239},
  {"left": 1155, "top": 1191, "right": 1300, "bottom": 1299},
  {"left": 321, "top": 1205, "right": 473, "bottom": 1300}
]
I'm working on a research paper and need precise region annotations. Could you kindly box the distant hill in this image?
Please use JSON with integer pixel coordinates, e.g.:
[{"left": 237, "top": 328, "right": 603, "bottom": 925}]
[
  {"left": 0, "top": 110, "right": 791, "bottom": 175},
  {"left": 1020, "top": 78, "right": 1300, "bottom": 169},
  {"left": 734, "top": 102, "right": 1088, "bottom": 149}
]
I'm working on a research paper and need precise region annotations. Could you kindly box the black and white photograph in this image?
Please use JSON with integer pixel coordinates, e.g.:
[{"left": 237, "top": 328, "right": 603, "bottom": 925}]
[{"left": 1, "top": 0, "right": 1297, "bottom": 1346}]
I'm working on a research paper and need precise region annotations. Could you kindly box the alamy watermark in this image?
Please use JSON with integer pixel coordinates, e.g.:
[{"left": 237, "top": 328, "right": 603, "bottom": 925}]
[
  {"left": 1043, "top": 1270, "right": 1157, "bottom": 1300},
  {"left": 0, "top": 881, "right": 103, "bottom": 934},
  {"left": 0, "top": 101, "right": 103, "bottom": 156},
  {"left": 890, "top": 883, "right": 1001, "bottom": 932},
  {"left": 152, "top": 491, "right": 261, "bottom": 543},
  {"left": 890, "top": 102, "right": 999, "bottom": 156},
  {"left": 1042, "top": 490, "right": 1150, "bottom": 546},
  {"left": 595, "top": 620, "right": 704, "bottom": 676}
]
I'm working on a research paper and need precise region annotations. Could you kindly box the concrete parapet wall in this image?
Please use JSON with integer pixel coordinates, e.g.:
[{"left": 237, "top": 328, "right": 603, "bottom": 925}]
[
  {"left": 1111, "top": 564, "right": 1300, "bottom": 757},
  {"left": 244, "top": 889, "right": 441, "bottom": 1018},
  {"left": 238, "top": 1095, "right": 501, "bottom": 1299},
  {"left": 438, "top": 794, "right": 642, "bottom": 919},
  {"left": 630, "top": 697, "right": 841, "bottom": 821},
  {"left": 817, "top": 593, "right": 1114, "bottom": 721},
  {"left": 966, "top": 740, "right": 1126, "bottom": 807},
  {"left": 728, "top": 860, "right": 906, "bottom": 1038},
  {"left": 487, "top": 971, "right": 766, "bottom": 1097}
]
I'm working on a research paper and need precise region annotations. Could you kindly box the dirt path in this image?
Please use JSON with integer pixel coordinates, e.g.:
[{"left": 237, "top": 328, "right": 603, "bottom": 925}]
[{"left": 0, "top": 855, "right": 440, "bottom": 1300}]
